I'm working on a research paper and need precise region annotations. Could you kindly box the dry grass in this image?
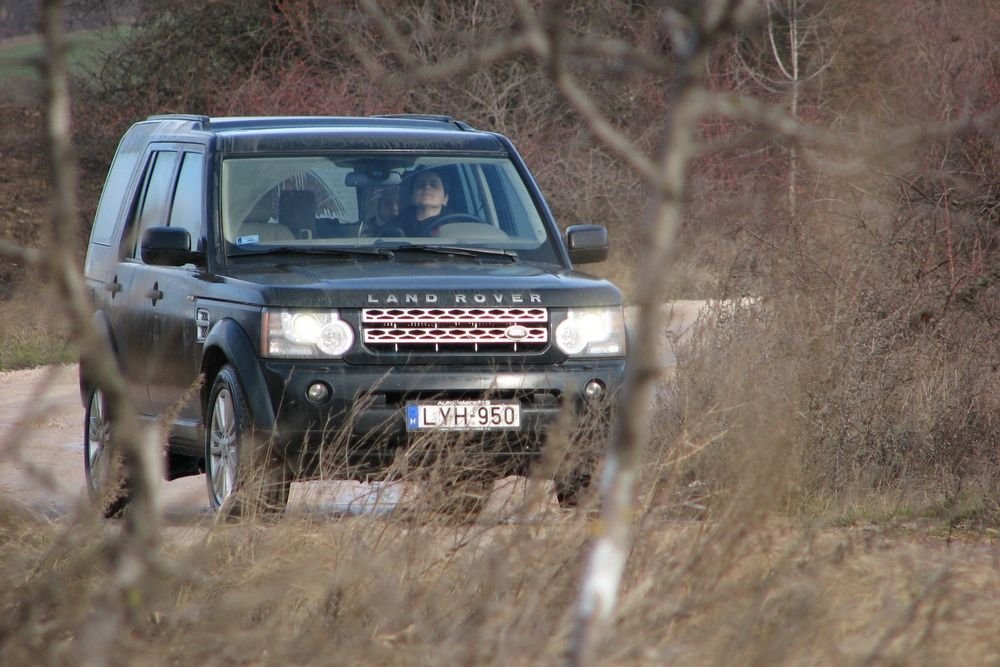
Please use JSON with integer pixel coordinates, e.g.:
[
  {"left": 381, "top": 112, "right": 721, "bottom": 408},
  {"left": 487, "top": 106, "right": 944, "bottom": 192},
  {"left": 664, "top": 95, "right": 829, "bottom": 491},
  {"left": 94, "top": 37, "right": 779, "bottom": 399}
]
[
  {"left": 3, "top": 466, "right": 1000, "bottom": 666},
  {"left": 3, "top": 369, "right": 1000, "bottom": 666}
]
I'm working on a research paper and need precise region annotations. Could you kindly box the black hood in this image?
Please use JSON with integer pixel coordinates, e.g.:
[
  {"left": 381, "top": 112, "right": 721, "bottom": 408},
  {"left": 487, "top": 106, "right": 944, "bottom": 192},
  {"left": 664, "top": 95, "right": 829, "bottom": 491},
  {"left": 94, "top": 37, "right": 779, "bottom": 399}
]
[{"left": 218, "top": 258, "right": 621, "bottom": 309}]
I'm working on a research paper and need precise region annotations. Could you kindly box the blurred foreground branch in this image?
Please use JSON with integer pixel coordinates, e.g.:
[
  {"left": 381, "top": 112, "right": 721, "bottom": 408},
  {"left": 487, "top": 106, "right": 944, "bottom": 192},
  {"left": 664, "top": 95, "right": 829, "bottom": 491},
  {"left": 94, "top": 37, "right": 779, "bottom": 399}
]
[
  {"left": 40, "top": 1, "right": 163, "bottom": 665},
  {"left": 0, "top": 239, "right": 44, "bottom": 266}
]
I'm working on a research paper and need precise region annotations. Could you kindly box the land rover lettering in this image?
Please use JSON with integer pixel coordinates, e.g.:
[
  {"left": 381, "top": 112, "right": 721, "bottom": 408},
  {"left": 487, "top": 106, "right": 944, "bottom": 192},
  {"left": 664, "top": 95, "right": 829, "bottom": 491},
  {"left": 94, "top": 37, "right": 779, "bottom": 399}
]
[{"left": 365, "top": 293, "right": 542, "bottom": 305}]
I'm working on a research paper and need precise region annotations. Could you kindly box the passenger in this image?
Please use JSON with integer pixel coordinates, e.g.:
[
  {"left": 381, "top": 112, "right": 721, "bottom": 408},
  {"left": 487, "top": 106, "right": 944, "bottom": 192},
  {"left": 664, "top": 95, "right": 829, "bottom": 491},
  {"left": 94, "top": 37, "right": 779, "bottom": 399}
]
[
  {"left": 362, "top": 185, "right": 403, "bottom": 236},
  {"left": 375, "top": 184, "right": 400, "bottom": 225},
  {"left": 394, "top": 169, "right": 452, "bottom": 236}
]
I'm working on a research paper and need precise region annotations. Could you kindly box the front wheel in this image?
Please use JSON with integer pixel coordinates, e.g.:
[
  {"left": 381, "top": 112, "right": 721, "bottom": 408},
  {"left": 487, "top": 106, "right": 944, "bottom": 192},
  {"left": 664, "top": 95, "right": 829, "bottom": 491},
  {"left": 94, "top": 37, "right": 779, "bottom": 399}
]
[
  {"left": 205, "top": 366, "right": 290, "bottom": 517},
  {"left": 554, "top": 465, "right": 595, "bottom": 507},
  {"left": 83, "top": 387, "right": 130, "bottom": 518}
]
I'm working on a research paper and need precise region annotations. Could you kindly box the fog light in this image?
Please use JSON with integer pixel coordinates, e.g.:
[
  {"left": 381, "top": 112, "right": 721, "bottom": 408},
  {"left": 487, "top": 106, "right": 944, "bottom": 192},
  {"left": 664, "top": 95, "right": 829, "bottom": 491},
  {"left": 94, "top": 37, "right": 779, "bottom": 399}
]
[
  {"left": 584, "top": 380, "right": 606, "bottom": 400},
  {"left": 306, "top": 382, "right": 331, "bottom": 404}
]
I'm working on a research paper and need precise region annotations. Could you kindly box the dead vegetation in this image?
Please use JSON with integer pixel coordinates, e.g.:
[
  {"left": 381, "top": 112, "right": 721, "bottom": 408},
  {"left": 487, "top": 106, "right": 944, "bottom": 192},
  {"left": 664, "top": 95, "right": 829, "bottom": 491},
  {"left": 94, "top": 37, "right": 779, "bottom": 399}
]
[
  {"left": 1, "top": 0, "right": 999, "bottom": 664},
  {"left": 3, "top": 420, "right": 1000, "bottom": 666}
]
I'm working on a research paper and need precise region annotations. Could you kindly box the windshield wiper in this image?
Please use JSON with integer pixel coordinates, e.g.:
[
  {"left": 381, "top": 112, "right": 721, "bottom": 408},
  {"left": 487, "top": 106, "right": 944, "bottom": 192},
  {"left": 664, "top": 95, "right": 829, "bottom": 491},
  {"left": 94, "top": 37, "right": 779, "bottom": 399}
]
[
  {"left": 386, "top": 243, "right": 519, "bottom": 262},
  {"left": 233, "top": 245, "right": 395, "bottom": 259}
]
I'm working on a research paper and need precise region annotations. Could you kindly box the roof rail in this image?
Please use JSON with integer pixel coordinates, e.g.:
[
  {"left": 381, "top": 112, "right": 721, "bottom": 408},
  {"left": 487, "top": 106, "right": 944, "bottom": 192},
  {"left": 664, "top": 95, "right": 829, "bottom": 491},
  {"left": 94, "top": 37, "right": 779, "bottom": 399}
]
[
  {"left": 372, "top": 114, "right": 474, "bottom": 131},
  {"left": 145, "top": 114, "right": 210, "bottom": 128}
]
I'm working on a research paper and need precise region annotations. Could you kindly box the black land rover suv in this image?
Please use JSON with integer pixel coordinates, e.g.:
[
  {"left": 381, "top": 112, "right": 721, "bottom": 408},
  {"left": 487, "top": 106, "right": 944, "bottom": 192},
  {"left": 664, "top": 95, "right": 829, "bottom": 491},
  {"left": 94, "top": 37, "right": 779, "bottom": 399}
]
[{"left": 81, "top": 114, "right": 626, "bottom": 514}]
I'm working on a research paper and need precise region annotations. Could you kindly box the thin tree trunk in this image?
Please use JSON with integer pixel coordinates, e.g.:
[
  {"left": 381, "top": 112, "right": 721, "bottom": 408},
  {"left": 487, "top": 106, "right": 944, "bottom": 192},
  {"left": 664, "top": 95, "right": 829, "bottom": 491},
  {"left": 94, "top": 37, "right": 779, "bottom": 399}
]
[
  {"left": 788, "top": 0, "right": 799, "bottom": 220},
  {"left": 566, "top": 5, "right": 737, "bottom": 663}
]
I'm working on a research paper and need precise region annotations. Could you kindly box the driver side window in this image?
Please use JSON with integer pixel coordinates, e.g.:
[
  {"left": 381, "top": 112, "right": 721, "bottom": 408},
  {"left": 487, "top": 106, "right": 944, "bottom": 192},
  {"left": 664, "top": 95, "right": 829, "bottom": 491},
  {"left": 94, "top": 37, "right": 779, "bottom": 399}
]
[{"left": 166, "top": 151, "right": 204, "bottom": 248}]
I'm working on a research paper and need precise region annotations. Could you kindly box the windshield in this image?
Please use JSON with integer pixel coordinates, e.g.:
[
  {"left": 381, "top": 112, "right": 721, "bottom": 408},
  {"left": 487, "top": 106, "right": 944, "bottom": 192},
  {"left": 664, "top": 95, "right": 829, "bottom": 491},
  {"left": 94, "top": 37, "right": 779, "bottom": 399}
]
[{"left": 221, "top": 155, "right": 560, "bottom": 263}]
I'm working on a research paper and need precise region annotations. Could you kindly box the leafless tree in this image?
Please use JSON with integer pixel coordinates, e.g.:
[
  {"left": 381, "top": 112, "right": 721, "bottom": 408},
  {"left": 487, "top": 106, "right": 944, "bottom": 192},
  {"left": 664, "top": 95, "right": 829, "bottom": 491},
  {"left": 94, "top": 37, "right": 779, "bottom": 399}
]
[
  {"left": 742, "top": 0, "right": 837, "bottom": 218},
  {"left": 519, "top": 4, "right": 760, "bottom": 664}
]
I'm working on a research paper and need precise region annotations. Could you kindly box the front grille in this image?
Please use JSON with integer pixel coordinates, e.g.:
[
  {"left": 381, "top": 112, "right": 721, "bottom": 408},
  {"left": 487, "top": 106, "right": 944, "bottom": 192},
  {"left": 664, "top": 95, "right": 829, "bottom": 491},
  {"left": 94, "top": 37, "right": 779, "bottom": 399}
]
[{"left": 362, "top": 307, "right": 549, "bottom": 353}]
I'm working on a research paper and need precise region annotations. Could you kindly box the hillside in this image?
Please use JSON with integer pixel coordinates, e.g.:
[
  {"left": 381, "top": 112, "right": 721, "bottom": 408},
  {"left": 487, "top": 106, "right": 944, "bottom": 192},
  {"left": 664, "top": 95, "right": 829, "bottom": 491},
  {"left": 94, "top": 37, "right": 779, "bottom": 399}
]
[
  {"left": 0, "top": 98, "right": 106, "bottom": 296},
  {"left": 0, "top": 102, "right": 49, "bottom": 295},
  {"left": 0, "top": 0, "right": 128, "bottom": 40}
]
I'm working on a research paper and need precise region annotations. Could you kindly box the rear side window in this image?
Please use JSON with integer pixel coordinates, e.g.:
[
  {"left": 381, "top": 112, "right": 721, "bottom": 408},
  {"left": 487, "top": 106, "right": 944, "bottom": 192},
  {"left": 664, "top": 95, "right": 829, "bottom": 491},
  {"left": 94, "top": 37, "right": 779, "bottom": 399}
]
[{"left": 89, "top": 124, "right": 158, "bottom": 246}]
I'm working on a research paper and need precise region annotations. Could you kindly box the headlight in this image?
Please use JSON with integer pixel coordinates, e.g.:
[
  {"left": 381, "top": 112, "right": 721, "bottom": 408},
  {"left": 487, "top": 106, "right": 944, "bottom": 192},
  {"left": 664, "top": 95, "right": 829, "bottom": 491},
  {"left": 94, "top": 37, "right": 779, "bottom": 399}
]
[
  {"left": 555, "top": 307, "right": 625, "bottom": 357},
  {"left": 262, "top": 309, "right": 354, "bottom": 358}
]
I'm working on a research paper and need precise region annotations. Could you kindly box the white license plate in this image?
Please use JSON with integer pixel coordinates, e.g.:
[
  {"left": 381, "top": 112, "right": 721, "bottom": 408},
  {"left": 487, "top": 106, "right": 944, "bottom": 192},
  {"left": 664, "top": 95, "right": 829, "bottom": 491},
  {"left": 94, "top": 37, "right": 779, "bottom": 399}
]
[{"left": 405, "top": 400, "right": 521, "bottom": 431}]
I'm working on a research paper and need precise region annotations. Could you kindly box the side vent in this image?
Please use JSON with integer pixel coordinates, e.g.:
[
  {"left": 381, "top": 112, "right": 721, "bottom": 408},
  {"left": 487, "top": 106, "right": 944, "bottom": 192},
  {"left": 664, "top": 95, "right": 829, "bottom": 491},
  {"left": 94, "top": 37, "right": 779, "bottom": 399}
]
[{"left": 195, "top": 308, "right": 210, "bottom": 342}]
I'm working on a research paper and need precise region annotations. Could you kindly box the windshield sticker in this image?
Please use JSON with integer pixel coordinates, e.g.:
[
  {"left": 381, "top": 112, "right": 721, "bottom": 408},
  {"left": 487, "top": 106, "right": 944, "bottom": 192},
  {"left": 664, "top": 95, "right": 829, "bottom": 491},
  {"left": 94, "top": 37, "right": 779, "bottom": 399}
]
[{"left": 236, "top": 235, "right": 260, "bottom": 246}]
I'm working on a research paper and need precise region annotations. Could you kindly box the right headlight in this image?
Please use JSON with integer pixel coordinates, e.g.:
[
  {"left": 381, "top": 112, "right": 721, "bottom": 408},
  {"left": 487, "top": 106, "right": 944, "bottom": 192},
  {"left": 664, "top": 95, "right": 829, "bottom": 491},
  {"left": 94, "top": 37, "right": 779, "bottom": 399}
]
[
  {"left": 262, "top": 309, "right": 355, "bottom": 358},
  {"left": 555, "top": 307, "right": 626, "bottom": 357}
]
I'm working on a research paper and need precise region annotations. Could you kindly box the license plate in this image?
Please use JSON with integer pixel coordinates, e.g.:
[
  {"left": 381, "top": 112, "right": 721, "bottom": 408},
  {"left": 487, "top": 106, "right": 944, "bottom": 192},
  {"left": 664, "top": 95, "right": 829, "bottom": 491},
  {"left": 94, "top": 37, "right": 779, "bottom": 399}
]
[{"left": 405, "top": 400, "right": 521, "bottom": 431}]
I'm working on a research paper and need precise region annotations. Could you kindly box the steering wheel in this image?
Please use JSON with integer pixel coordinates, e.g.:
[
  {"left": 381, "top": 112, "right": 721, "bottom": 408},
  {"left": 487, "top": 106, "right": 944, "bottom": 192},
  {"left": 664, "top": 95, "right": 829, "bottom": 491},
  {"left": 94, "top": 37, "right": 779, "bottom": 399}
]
[
  {"left": 359, "top": 221, "right": 405, "bottom": 238},
  {"left": 422, "top": 213, "right": 487, "bottom": 235}
]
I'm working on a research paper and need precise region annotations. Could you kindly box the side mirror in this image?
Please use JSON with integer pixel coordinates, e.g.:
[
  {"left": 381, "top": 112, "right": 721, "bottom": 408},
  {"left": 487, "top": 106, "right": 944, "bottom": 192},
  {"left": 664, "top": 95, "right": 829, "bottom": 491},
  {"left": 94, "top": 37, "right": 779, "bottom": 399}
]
[
  {"left": 141, "top": 226, "right": 202, "bottom": 266},
  {"left": 565, "top": 224, "right": 609, "bottom": 264}
]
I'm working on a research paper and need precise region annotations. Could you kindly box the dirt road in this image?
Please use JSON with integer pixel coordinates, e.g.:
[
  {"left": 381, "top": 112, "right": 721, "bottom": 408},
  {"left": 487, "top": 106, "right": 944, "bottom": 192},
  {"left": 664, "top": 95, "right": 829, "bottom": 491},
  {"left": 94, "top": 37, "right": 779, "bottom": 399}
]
[
  {"left": 0, "top": 364, "right": 208, "bottom": 518},
  {"left": 0, "top": 364, "right": 558, "bottom": 520}
]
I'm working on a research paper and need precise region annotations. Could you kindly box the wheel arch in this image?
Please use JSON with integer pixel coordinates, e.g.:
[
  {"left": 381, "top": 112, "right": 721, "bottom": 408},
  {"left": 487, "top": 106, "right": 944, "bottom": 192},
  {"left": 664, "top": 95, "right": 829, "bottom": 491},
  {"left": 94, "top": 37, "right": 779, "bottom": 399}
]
[
  {"left": 79, "top": 310, "right": 121, "bottom": 407},
  {"left": 200, "top": 318, "right": 277, "bottom": 434}
]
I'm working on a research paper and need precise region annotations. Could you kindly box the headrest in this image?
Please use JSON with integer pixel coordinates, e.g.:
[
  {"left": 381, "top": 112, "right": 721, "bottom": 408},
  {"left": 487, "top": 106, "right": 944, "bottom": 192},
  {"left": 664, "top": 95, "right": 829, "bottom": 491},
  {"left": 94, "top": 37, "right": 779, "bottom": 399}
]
[{"left": 278, "top": 190, "right": 317, "bottom": 225}]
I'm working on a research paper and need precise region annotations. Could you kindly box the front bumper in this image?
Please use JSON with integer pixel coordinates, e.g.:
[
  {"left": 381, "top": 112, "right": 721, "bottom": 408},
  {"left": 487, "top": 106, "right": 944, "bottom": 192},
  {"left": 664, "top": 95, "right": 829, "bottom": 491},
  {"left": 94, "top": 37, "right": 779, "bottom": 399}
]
[{"left": 258, "top": 358, "right": 624, "bottom": 458}]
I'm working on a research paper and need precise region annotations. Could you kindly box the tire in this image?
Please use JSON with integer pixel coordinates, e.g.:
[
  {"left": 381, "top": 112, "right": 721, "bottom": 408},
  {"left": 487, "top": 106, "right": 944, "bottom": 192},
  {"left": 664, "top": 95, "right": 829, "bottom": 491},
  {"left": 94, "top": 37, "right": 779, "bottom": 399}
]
[
  {"left": 205, "top": 365, "right": 290, "bottom": 517},
  {"left": 83, "top": 387, "right": 130, "bottom": 518},
  {"left": 554, "top": 466, "right": 594, "bottom": 507},
  {"left": 553, "top": 405, "right": 611, "bottom": 507},
  {"left": 550, "top": 436, "right": 604, "bottom": 508}
]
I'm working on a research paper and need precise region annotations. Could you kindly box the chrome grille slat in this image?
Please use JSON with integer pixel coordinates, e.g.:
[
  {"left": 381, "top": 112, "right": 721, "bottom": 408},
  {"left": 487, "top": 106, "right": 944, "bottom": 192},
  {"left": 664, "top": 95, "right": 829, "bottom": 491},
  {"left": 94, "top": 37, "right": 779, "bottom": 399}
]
[
  {"left": 362, "top": 307, "right": 549, "bottom": 352},
  {"left": 363, "top": 307, "right": 547, "bottom": 323}
]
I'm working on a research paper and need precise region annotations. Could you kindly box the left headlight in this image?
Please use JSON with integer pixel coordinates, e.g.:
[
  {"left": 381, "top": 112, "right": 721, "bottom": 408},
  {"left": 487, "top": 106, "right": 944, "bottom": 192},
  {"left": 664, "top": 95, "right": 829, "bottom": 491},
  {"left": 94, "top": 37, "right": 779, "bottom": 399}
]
[
  {"left": 555, "top": 307, "right": 626, "bottom": 357},
  {"left": 262, "top": 309, "right": 355, "bottom": 358}
]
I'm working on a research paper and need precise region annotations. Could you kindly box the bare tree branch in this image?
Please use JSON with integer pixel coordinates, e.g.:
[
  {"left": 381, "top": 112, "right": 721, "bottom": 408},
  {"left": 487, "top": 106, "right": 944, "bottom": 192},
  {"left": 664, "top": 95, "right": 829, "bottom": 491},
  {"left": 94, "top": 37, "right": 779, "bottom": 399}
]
[
  {"left": 700, "top": 90, "right": 1000, "bottom": 161},
  {"left": 566, "top": 34, "right": 673, "bottom": 75},
  {"left": 40, "top": 2, "right": 163, "bottom": 664},
  {"left": 359, "top": 0, "right": 664, "bottom": 183},
  {"left": 356, "top": 0, "right": 419, "bottom": 69},
  {"left": 515, "top": 0, "right": 660, "bottom": 185},
  {"left": 766, "top": 1, "right": 794, "bottom": 81}
]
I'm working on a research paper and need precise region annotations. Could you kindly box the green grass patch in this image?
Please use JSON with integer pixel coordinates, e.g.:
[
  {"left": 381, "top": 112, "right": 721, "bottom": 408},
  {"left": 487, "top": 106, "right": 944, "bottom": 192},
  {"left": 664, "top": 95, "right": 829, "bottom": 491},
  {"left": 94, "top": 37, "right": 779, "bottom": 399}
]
[
  {"left": 0, "top": 26, "right": 132, "bottom": 85},
  {"left": 0, "top": 332, "right": 75, "bottom": 371},
  {"left": 0, "top": 291, "right": 76, "bottom": 371},
  {"left": 823, "top": 489, "right": 1000, "bottom": 534}
]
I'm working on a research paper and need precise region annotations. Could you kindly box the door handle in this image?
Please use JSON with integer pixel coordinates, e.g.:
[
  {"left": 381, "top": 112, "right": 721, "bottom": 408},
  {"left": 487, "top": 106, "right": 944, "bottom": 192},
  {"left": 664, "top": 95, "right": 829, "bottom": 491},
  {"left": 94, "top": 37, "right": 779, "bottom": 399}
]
[{"left": 146, "top": 282, "right": 163, "bottom": 304}]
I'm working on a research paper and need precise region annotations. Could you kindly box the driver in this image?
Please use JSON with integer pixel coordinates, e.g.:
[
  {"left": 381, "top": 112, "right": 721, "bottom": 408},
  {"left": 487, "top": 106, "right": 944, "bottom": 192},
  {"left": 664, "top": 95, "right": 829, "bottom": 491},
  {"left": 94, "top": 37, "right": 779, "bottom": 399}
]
[{"left": 394, "top": 169, "right": 452, "bottom": 236}]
